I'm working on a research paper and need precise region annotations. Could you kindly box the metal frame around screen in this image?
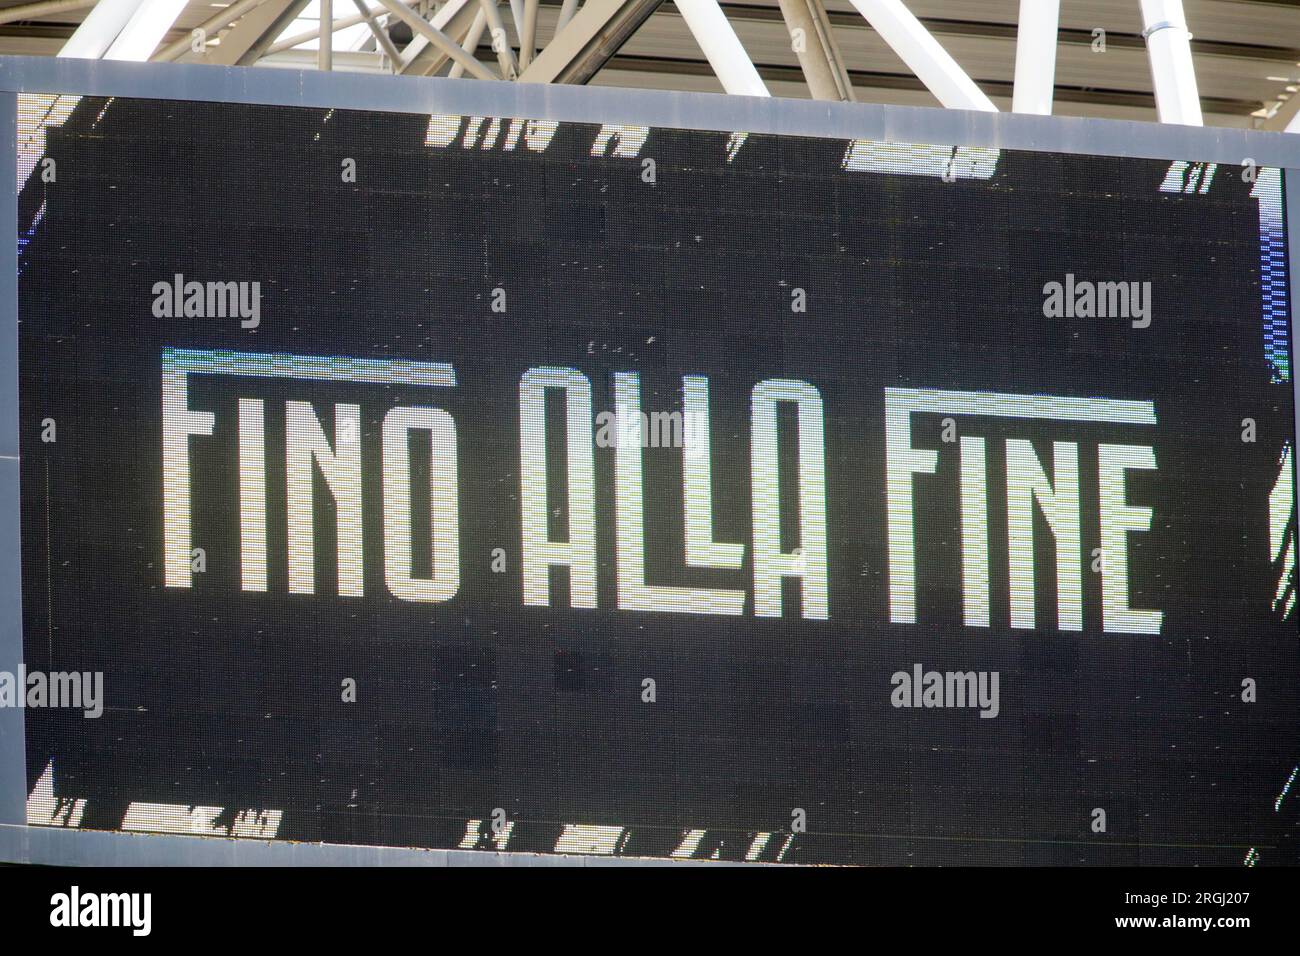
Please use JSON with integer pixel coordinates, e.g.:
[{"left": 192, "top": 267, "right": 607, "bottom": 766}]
[{"left": 0, "top": 54, "right": 1295, "bottom": 866}]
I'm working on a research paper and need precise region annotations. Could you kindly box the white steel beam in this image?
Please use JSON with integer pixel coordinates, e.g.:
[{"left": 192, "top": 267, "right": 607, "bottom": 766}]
[
  {"left": 238, "top": 0, "right": 314, "bottom": 64},
  {"left": 395, "top": 0, "right": 477, "bottom": 76},
  {"left": 1253, "top": 87, "right": 1300, "bottom": 133},
  {"left": 556, "top": 0, "right": 579, "bottom": 32},
  {"left": 59, "top": 0, "right": 146, "bottom": 58},
  {"left": 1011, "top": 0, "right": 1058, "bottom": 115},
  {"left": 1139, "top": 0, "right": 1202, "bottom": 126},
  {"left": 519, "top": 0, "right": 539, "bottom": 70},
  {"left": 319, "top": 0, "right": 333, "bottom": 70},
  {"left": 103, "top": 0, "right": 188, "bottom": 60},
  {"left": 776, "top": 0, "right": 854, "bottom": 102},
  {"left": 476, "top": 0, "right": 519, "bottom": 79},
  {"left": 154, "top": 0, "right": 270, "bottom": 61},
  {"left": 266, "top": 16, "right": 355, "bottom": 52},
  {"left": 844, "top": 0, "right": 995, "bottom": 111},
  {"left": 448, "top": 8, "right": 488, "bottom": 78},
  {"left": 1280, "top": 99, "right": 1300, "bottom": 133},
  {"left": 193, "top": 0, "right": 308, "bottom": 65},
  {"left": 518, "top": 0, "right": 663, "bottom": 85},
  {"left": 674, "top": 0, "right": 769, "bottom": 97},
  {"left": 0, "top": 0, "right": 97, "bottom": 27},
  {"left": 351, "top": 0, "right": 403, "bottom": 67},
  {"left": 374, "top": 0, "right": 498, "bottom": 79},
  {"left": 266, "top": 5, "right": 388, "bottom": 54}
]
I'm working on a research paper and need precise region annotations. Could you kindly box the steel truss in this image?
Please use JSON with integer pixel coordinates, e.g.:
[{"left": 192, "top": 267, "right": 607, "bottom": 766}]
[{"left": 44, "top": 0, "right": 1218, "bottom": 126}]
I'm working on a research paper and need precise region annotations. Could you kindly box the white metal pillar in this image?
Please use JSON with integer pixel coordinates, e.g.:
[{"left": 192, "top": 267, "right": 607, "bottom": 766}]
[
  {"left": 556, "top": 0, "right": 579, "bottom": 32},
  {"left": 1139, "top": 0, "right": 1202, "bottom": 126},
  {"left": 476, "top": 0, "right": 519, "bottom": 79},
  {"left": 777, "top": 0, "right": 854, "bottom": 102},
  {"left": 448, "top": 8, "right": 488, "bottom": 77},
  {"left": 319, "top": 0, "right": 333, "bottom": 70},
  {"left": 845, "top": 0, "right": 995, "bottom": 111},
  {"left": 58, "top": 0, "right": 146, "bottom": 58},
  {"left": 103, "top": 0, "right": 188, "bottom": 60},
  {"left": 520, "top": 0, "right": 539, "bottom": 69},
  {"left": 674, "top": 0, "right": 770, "bottom": 97},
  {"left": 1011, "top": 0, "right": 1058, "bottom": 114}
]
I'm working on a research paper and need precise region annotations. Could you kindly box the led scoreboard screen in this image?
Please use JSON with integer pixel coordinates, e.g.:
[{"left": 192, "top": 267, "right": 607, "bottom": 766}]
[{"left": 14, "top": 91, "right": 1300, "bottom": 865}]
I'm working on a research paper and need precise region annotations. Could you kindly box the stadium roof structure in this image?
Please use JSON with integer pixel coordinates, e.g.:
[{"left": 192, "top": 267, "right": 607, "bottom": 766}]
[{"left": 0, "top": 0, "right": 1296, "bottom": 131}]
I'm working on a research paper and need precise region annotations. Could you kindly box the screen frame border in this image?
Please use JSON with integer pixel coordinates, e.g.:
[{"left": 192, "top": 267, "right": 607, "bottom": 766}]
[{"left": 0, "top": 53, "right": 1296, "bottom": 866}]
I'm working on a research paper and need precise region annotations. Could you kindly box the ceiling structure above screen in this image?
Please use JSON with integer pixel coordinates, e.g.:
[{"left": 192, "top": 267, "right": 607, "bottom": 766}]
[{"left": 1, "top": 1, "right": 1300, "bottom": 130}]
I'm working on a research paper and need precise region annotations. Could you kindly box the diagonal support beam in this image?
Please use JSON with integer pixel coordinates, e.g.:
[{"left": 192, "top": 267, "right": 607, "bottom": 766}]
[
  {"left": 395, "top": 0, "right": 478, "bottom": 75},
  {"left": 448, "top": 8, "right": 488, "bottom": 78},
  {"left": 236, "top": 0, "right": 312, "bottom": 64},
  {"left": 1253, "top": 81, "right": 1300, "bottom": 132},
  {"left": 188, "top": 0, "right": 309, "bottom": 65},
  {"left": 1011, "top": 0, "right": 1058, "bottom": 114},
  {"left": 351, "top": 0, "right": 403, "bottom": 67},
  {"left": 1275, "top": 94, "right": 1300, "bottom": 133},
  {"left": 777, "top": 0, "right": 853, "bottom": 102},
  {"left": 154, "top": 0, "right": 270, "bottom": 61},
  {"left": 375, "top": 0, "right": 498, "bottom": 80},
  {"left": 267, "top": 8, "right": 383, "bottom": 53},
  {"left": 0, "top": 0, "right": 98, "bottom": 28},
  {"left": 59, "top": 0, "right": 146, "bottom": 58},
  {"left": 1140, "top": 0, "right": 1203, "bottom": 126},
  {"left": 518, "top": 0, "right": 664, "bottom": 85},
  {"left": 845, "top": 0, "right": 995, "bottom": 111},
  {"left": 675, "top": 0, "right": 769, "bottom": 97}
]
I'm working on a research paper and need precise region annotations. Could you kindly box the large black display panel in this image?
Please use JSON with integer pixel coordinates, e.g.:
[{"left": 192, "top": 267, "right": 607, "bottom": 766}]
[{"left": 14, "top": 92, "right": 1300, "bottom": 864}]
